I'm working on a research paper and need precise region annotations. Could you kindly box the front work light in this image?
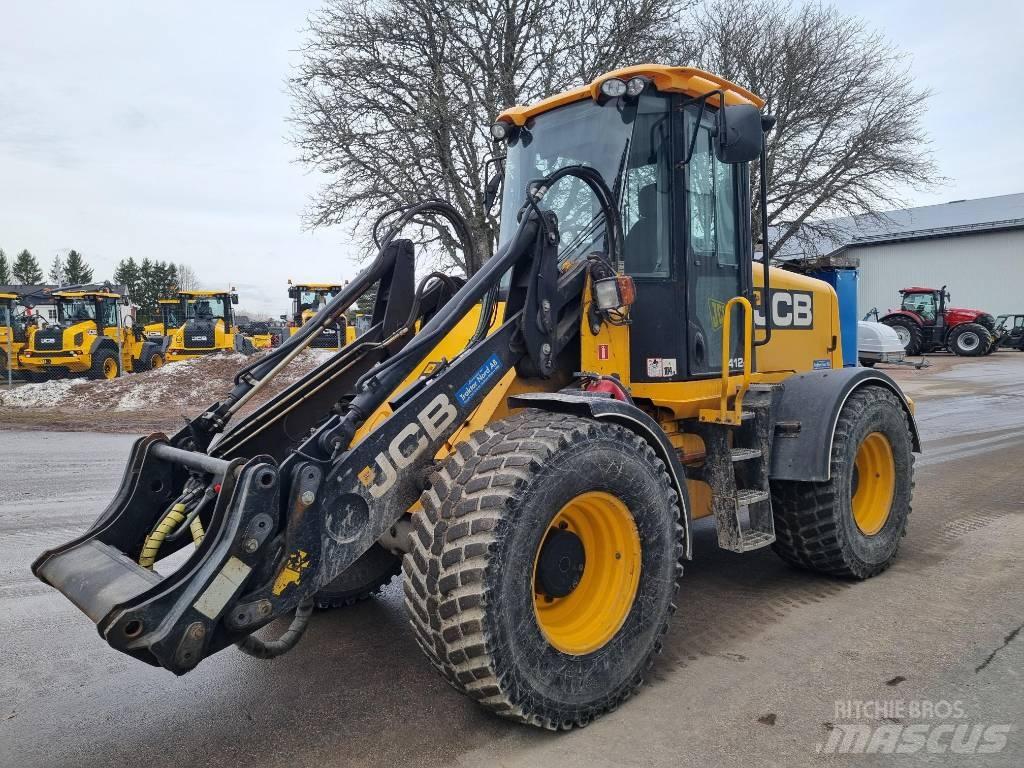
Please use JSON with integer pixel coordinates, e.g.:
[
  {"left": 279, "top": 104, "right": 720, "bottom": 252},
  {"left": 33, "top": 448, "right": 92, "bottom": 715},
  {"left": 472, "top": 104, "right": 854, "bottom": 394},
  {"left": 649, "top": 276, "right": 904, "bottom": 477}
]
[
  {"left": 625, "top": 76, "right": 648, "bottom": 97},
  {"left": 599, "top": 78, "right": 628, "bottom": 98},
  {"left": 490, "top": 121, "right": 510, "bottom": 140},
  {"left": 593, "top": 275, "right": 636, "bottom": 312}
]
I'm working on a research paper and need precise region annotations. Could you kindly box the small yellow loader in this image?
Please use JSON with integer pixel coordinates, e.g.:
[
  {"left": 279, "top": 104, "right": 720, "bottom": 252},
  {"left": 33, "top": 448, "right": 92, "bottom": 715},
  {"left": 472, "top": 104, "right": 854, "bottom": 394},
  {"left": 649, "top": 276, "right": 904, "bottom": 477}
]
[
  {"left": 165, "top": 290, "right": 257, "bottom": 361},
  {"left": 34, "top": 64, "right": 919, "bottom": 731},
  {"left": 286, "top": 281, "right": 356, "bottom": 348},
  {"left": 19, "top": 289, "right": 165, "bottom": 379},
  {"left": 144, "top": 297, "right": 186, "bottom": 344},
  {"left": 1, "top": 291, "right": 36, "bottom": 380}
]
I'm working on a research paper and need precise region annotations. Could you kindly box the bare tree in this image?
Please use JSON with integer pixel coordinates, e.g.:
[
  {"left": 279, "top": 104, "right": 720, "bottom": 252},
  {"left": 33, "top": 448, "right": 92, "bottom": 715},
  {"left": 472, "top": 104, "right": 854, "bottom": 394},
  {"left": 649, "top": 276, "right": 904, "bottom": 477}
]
[
  {"left": 687, "top": 0, "right": 939, "bottom": 257},
  {"left": 176, "top": 263, "right": 201, "bottom": 291},
  {"left": 291, "top": 0, "right": 687, "bottom": 274}
]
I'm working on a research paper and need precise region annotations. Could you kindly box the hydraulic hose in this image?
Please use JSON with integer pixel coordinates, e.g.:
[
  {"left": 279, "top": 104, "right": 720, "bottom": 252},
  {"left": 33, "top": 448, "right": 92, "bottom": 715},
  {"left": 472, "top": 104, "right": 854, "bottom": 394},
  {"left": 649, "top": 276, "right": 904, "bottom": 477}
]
[{"left": 235, "top": 599, "right": 314, "bottom": 660}]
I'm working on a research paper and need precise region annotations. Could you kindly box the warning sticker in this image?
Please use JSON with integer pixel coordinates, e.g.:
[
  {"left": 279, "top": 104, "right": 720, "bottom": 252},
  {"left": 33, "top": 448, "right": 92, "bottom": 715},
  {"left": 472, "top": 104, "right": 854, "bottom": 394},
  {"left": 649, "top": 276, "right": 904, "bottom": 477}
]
[
  {"left": 646, "top": 357, "right": 677, "bottom": 378},
  {"left": 598, "top": 344, "right": 609, "bottom": 360}
]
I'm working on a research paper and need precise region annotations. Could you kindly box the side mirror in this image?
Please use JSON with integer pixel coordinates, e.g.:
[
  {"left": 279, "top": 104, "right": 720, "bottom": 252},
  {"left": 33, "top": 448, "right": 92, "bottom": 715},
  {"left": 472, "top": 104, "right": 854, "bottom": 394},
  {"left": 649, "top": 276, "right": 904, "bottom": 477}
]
[
  {"left": 714, "top": 104, "right": 764, "bottom": 164},
  {"left": 231, "top": 293, "right": 239, "bottom": 305}
]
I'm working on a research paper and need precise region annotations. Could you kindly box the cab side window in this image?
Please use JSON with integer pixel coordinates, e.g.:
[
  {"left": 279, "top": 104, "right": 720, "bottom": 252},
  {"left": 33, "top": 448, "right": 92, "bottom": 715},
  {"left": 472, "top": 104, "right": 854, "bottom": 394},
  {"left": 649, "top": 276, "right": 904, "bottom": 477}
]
[{"left": 622, "top": 97, "right": 672, "bottom": 277}]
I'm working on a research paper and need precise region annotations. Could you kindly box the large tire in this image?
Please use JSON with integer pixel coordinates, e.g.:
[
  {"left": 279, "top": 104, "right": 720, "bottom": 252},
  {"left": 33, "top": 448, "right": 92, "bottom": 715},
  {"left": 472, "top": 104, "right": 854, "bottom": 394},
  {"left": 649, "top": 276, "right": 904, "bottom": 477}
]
[
  {"left": 314, "top": 544, "right": 401, "bottom": 609},
  {"left": 771, "top": 386, "right": 913, "bottom": 579},
  {"left": 89, "top": 348, "right": 120, "bottom": 380},
  {"left": 881, "top": 316, "right": 923, "bottom": 356},
  {"left": 403, "top": 410, "right": 684, "bottom": 730},
  {"left": 948, "top": 322, "right": 992, "bottom": 357}
]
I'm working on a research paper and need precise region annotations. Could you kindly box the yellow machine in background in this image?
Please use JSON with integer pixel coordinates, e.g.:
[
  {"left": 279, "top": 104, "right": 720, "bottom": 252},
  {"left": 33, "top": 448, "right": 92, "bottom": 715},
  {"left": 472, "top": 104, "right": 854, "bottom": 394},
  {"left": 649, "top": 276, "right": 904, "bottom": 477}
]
[
  {"left": 143, "top": 297, "right": 186, "bottom": 343},
  {"left": 0, "top": 291, "right": 35, "bottom": 377},
  {"left": 19, "top": 289, "right": 165, "bottom": 379},
  {"left": 165, "top": 289, "right": 257, "bottom": 361},
  {"left": 287, "top": 282, "right": 356, "bottom": 348}
]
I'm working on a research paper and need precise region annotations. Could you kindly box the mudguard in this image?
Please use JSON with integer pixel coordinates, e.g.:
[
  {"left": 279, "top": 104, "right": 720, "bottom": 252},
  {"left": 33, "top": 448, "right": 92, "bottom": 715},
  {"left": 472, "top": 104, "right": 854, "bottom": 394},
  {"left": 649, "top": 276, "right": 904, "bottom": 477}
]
[
  {"left": 770, "top": 367, "right": 921, "bottom": 482},
  {"left": 508, "top": 391, "right": 693, "bottom": 560}
]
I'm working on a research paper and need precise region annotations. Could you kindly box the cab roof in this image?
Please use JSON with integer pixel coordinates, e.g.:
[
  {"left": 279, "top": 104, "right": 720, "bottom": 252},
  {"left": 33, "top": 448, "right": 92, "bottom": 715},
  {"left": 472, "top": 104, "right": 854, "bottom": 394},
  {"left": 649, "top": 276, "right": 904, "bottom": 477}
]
[
  {"left": 497, "top": 64, "right": 764, "bottom": 127},
  {"left": 157, "top": 298, "right": 182, "bottom": 304},
  {"left": 180, "top": 290, "right": 234, "bottom": 298},
  {"left": 52, "top": 290, "right": 123, "bottom": 299},
  {"left": 0, "top": 292, "right": 18, "bottom": 300},
  {"left": 899, "top": 287, "right": 940, "bottom": 294},
  {"left": 292, "top": 283, "right": 343, "bottom": 290}
]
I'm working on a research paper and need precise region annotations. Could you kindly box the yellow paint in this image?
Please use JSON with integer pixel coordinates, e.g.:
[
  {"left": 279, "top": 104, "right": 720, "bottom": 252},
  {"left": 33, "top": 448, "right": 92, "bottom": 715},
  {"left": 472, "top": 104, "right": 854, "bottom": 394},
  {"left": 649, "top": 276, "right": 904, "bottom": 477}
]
[
  {"left": 272, "top": 550, "right": 310, "bottom": 596},
  {"left": 358, "top": 466, "right": 376, "bottom": 487},
  {"left": 852, "top": 432, "right": 896, "bottom": 535},
  {"left": 498, "top": 64, "right": 764, "bottom": 127},
  {"left": 532, "top": 491, "right": 642, "bottom": 655}
]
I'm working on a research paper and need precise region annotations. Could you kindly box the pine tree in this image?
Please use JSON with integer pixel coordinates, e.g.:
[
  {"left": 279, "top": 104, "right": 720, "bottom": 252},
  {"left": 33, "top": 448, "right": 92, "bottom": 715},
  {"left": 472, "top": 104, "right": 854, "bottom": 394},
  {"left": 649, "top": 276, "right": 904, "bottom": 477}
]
[
  {"left": 113, "top": 257, "right": 141, "bottom": 301},
  {"left": 12, "top": 250, "right": 42, "bottom": 284},
  {"left": 0, "top": 250, "right": 10, "bottom": 284},
  {"left": 48, "top": 254, "right": 65, "bottom": 284},
  {"left": 63, "top": 250, "right": 94, "bottom": 284}
]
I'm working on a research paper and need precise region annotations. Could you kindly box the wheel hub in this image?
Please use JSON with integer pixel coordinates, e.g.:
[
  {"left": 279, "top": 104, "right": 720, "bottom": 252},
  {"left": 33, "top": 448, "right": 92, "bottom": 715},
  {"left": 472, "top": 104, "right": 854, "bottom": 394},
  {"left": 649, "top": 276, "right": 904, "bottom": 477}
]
[
  {"left": 958, "top": 331, "right": 979, "bottom": 351},
  {"left": 536, "top": 528, "right": 586, "bottom": 598}
]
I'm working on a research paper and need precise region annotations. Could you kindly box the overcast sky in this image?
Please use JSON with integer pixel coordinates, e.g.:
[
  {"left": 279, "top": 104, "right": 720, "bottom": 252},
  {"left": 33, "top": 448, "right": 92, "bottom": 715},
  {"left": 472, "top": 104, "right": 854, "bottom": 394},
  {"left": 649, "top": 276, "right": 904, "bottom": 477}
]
[{"left": 1, "top": 1, "right": 1021, "bottom": 315}]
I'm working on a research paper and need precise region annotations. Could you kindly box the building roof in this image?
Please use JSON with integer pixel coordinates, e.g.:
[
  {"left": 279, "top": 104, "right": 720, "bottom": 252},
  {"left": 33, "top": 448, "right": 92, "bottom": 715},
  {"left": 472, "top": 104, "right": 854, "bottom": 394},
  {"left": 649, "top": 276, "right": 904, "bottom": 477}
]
[{"left": 777, "top": 192, "right": 1024, "bottom": 261}]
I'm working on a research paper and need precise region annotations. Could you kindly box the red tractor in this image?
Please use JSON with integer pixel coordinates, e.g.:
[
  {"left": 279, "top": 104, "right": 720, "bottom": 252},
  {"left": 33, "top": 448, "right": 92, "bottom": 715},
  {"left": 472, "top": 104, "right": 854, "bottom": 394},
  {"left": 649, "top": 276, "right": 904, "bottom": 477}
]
[{"left": 879, "top": 286, "right": 997, "bottom": 357}]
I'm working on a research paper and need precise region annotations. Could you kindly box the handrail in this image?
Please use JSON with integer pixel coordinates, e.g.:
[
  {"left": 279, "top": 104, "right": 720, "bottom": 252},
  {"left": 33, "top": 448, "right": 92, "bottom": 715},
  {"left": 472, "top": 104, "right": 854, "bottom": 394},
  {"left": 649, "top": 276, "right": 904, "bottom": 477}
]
[{"left": 701, "top": 295, "right": 752, "bottom": 426}]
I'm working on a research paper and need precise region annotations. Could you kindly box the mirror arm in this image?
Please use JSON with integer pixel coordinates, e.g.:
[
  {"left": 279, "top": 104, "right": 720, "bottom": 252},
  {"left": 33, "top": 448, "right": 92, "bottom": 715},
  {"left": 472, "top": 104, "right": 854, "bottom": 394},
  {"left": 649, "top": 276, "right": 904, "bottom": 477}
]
[{"left": 753, "top": 142, "right": 772, "bottom": 348}]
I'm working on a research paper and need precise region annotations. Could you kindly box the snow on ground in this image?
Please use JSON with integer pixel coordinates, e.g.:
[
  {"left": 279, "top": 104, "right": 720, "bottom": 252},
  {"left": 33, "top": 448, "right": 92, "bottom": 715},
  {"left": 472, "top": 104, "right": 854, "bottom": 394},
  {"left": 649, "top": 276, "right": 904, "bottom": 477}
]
[{"left": 0, "top": 349, "right": 337, "bottom": 415}]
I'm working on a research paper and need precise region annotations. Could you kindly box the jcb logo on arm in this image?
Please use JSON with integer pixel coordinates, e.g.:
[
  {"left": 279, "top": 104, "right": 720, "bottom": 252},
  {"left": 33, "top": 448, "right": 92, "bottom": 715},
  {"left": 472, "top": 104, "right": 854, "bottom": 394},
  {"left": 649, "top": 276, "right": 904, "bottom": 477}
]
[
  {"left": 359, "top": 394, "right": 458, "bottom": 499},
  {"left": 754, "top": 289, "right": 814, "bottom": 330}
]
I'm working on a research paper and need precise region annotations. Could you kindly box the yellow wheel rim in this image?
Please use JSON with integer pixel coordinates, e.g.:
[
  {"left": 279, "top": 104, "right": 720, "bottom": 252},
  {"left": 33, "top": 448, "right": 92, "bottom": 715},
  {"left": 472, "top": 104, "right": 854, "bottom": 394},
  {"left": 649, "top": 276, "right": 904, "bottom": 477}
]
[
  {"left": 852, "top": 432, "right": 896, "bottom": 535},
  {"left": 532, "top": 491, "right": 641, "bottom": 655},
  {"left": 103, "top": 357, "right": 118, "bottom": 379},
  {"left": 151, "top": 354, "right": 164, "bottom": 369}
]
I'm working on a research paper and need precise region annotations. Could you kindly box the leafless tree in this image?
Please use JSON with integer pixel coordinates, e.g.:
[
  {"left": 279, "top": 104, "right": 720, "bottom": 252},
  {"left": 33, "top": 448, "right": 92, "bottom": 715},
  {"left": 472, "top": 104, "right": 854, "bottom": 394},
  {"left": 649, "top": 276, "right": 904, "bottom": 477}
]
[
  {"left": 687, "top": 0, "right": 939, "bottom": 258},
  {"left": 290, "top": 0, "right": 687, "bottom": 274},
  {"left": 176, "top": 263, "right": 201, "bottom": 291}
]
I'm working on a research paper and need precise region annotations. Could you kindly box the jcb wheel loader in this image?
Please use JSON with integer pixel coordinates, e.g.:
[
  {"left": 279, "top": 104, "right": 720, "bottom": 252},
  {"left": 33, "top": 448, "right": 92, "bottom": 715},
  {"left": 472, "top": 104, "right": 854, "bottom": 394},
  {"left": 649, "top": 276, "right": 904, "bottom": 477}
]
[
  {"left": 165, "top": 290, "right": 257, "bottom": 361},
  {"left": 19, "top": 289, "right": 165, "bottom": 379},
  {"left": 286, "top": 282, "right": 357, "bottom": 350},
  {"left": 32, "top": 65, "right": 919, "bottom": 730},
  {"left": 0, "top": 291, "right": 36, "bottom": 378}
]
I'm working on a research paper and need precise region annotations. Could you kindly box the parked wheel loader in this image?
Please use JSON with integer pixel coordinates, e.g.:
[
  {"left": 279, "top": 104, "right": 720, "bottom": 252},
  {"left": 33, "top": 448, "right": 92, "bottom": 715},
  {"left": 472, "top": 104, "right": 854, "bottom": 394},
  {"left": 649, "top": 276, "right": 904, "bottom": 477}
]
[
  {"left": 19, "top": 288, "right": 165, "bottom": 379},
  {"left": 165, "top": 289, "right": 257, "bottom": 361},
  {"left": 144, "top": 297, "right": 186, "bottom": 345},
  {"left": 0, "top": 291, "right": 36, "bottom": 379},
  {"left": 33, "top": 64, "right": 919, "bottom": 731},
  {"left": 286, "top": 281, "right": 356, "bottom": 349}
]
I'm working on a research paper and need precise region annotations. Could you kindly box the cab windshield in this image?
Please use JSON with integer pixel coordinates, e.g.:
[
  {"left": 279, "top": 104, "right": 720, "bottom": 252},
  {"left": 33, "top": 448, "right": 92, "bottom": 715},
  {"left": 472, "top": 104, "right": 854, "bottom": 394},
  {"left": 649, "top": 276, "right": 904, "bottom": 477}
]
[
  {"left": 56, "top": 298, "right": 118, "bottom": 327},
  {"left": 499, "top": 94, "right": 672, "bottom": 274},
  {"left": 299, "top": 290, "right": 335, "bottom": 312},
  {"left": 187, "top": 297, "right": 228, "bottom": 321}
]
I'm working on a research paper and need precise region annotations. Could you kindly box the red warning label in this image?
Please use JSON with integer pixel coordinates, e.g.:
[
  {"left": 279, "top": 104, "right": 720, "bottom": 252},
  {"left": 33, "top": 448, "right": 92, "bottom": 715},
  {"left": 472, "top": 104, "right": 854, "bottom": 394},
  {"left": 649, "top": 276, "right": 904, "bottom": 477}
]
[{"left": 598, "top": 344, "right": 609, "bottom": 360}]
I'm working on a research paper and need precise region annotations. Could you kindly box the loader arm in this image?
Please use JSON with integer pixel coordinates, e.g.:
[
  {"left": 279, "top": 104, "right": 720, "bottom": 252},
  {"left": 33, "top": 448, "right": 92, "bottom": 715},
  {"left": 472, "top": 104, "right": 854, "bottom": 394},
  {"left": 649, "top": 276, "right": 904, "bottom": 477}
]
[{"left": 32, "top": 167, "right": 610, "bottom": 674}]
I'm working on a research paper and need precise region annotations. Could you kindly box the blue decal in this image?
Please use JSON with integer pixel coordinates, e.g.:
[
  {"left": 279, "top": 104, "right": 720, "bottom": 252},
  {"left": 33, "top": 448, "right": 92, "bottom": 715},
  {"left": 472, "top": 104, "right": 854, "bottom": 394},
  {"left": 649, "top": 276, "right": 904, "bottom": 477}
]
[
  {"left": 456, "top": 354, "right": 503, "bottom": 406},
  {"left": 813, "top": 359, "right": 832, "bottom": 370}
]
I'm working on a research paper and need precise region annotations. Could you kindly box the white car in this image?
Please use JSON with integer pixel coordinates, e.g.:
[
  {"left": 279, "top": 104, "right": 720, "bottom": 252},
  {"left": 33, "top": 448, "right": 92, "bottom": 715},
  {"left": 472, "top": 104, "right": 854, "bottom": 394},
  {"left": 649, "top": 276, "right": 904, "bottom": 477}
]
[{"left": 858, "top": 321, "right": 906, "bottom": 367}]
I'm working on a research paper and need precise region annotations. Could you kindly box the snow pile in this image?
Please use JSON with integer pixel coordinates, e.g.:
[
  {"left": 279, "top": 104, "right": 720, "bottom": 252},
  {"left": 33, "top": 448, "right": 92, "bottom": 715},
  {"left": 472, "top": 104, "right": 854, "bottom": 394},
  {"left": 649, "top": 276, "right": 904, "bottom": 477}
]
[{"left": 0, "top": 349, "right": 338, "bottom": 415}]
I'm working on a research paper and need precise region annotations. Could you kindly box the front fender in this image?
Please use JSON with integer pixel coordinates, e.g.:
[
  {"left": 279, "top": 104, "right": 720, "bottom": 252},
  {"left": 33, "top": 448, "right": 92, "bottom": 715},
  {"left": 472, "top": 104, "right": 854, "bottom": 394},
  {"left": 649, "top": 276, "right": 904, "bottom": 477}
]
[
  {"left": 770, "top": 367, "right": 922, "bottom": 482},
  {"left": 508, "top": 391, "right": 693, "bottom": 560}
]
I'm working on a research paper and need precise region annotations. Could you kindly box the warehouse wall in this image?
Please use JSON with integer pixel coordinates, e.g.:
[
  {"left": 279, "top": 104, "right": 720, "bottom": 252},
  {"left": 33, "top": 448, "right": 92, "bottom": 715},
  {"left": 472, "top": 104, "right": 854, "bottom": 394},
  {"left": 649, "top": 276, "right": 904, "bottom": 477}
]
[{"left": 854, "top": 229, "right": 1024, "bottom": 318}]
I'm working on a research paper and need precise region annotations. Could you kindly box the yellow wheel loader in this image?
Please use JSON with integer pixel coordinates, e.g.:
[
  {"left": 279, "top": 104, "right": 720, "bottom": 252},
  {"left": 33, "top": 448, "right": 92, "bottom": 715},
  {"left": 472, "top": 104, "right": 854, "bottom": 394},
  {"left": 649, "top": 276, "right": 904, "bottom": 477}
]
[
  {"left": 0, "top": 291, "right": 36, "bottom": 379},
  {"left": 19, "top": 289, "right": 165, "bottom": 379},
  {"left": 33, "top": 65, "right": 918, "bottom": 731},
  {"left": 286, "top": 282, "right": 357, "bottom": 348},
  {"left": 144, "top": 297, "right": 186, "bottom": 346},
  {"left": 165, "top": 290, "right": 257, "bottom": 361}
]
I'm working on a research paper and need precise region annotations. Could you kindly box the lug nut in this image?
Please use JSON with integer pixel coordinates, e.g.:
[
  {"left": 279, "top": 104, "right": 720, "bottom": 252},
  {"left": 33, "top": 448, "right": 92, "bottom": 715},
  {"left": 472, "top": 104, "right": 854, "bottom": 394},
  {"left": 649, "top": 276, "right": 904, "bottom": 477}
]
[
  {"left": 301, "top": 490, "right": 316, "bottom": 506},
  {"left": 243, "top": 538, "right": 259, "bottom": 553},
  {"left": 189, "top": 624, "right": 206, "bottom": 640}
]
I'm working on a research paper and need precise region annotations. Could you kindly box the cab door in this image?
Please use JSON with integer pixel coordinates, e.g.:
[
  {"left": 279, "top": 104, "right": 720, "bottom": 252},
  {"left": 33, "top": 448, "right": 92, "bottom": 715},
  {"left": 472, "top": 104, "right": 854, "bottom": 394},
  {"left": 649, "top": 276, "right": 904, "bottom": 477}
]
[{"left": 680, "top": 104, "right": 749, "bottom": 377}]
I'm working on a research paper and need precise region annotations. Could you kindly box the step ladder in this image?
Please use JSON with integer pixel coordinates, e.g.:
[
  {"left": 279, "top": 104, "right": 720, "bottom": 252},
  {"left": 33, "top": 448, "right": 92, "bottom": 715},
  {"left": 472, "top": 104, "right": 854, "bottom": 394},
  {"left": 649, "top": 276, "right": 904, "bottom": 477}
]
[
  {"left": 692, "top": 385, "right": 780, "bottom": 552},
  {"left": 691, "top": 296, "right": 780, "bottom": 552}
]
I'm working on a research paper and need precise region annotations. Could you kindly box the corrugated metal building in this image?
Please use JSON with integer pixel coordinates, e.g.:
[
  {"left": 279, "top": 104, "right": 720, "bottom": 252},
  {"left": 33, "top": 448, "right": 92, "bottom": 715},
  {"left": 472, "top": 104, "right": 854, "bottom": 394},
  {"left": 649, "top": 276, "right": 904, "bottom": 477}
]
[{"left": 778, "top": 193, "right": 1024, "bottom": 318}]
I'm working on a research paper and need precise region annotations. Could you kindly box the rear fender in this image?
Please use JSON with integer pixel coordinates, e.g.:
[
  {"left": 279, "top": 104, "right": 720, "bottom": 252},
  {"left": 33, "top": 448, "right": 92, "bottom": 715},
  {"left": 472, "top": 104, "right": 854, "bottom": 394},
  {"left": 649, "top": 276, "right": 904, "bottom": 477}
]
[
  {"left": 770, "top": 368, "right": 921, "bottom": 482},
  {"left": 508, "top": 391, "right": 693, "bottom": 559}
]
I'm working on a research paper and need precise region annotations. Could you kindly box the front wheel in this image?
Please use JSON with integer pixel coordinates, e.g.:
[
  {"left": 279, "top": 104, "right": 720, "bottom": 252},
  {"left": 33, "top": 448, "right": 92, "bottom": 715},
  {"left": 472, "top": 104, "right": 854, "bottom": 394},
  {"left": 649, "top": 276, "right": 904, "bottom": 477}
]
[
  {"left": 771, "top": 386, "right": 914, "bottom": 579},
  {"left": 949, "top": 323, "right": 992, "bottom": 357},
  {"left": 403, "top": 410, "right": 684, "bottom": 729},
  {"left": 89, "top": 348, "right": 120, "bottom": 380}
]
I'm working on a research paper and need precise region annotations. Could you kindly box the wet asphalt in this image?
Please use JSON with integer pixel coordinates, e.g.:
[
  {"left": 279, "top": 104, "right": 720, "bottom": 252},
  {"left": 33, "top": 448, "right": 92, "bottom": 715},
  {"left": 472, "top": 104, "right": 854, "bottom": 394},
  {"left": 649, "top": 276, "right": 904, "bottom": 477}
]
[{"left": 1, "top": 355, "right": 1022, "bottom": 767}]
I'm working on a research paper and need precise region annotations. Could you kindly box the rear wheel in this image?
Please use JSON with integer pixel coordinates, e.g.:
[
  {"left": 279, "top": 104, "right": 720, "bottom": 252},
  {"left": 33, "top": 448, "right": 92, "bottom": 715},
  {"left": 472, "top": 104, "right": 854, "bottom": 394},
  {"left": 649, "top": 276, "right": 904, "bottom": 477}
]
[
  {"left": 403, "top": 410, "right": 684, "bottom": 729},
  {"left": 90, "top": 348, "right": 120, "bottom": 380},
  {"left": 881, "top": 317, "right": 922, "bottom": 356},
  {"left": 314, "top": 544, "right": 400, "bottom": 609},
  {"left": 770, "top": 386, "right": 913, "bottom": 579},
  {"left": 949, "top": 323, "right": 991, "bottom": 356}
]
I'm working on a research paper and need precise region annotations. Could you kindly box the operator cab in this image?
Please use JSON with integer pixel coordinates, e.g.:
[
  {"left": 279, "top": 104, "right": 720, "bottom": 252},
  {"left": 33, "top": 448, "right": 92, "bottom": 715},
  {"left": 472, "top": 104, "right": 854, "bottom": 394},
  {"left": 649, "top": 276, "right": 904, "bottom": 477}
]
[
  {"left": 497, "top": 69, "right": 763, "bottom": 382},
  {"left": 899, "top": 287, "right": 946, "bottom": 324}
]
